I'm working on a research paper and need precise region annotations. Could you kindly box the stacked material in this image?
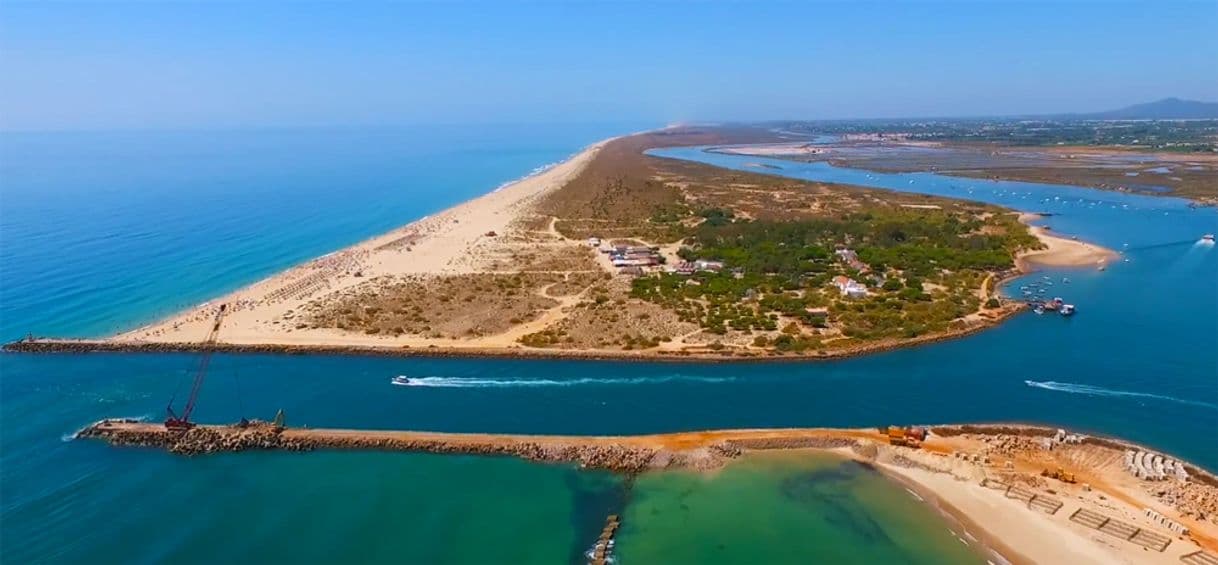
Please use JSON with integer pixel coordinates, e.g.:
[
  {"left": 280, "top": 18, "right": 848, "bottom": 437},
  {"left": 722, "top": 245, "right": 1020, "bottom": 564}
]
[
  {"left": 1125, "top": 450, "right": 1189, "bottom": 481},
  {"left": 1040, "top": 428, "right": 1087, "bottom": 450},
  {"left": 1052, "top": 428, "right": 1085, "bottom": 444},
  {"left": 1144, "top": 507, "right": 1190, "bottom": 535}
]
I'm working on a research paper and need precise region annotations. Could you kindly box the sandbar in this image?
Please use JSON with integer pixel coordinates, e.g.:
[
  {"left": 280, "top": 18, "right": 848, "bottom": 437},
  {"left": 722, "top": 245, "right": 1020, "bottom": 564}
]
[{"left": 1016, "top": 212, "right": 1119, "bottom": 270}]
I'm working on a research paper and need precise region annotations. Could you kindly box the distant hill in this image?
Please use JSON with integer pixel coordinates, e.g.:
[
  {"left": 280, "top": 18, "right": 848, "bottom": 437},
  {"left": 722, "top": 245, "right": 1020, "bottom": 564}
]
[{"left": 1078, "top": 97, "right": 1218, "bottom": 120}]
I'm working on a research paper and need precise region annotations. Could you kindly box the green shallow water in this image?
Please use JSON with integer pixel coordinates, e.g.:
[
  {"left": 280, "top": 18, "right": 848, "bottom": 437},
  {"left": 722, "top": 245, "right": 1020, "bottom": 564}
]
[
  {"left": 24, "top": 448, "right": 626, "bottom": 564},
  {"left": 618, "top": 452, "right": 984, "bottom": 564}
]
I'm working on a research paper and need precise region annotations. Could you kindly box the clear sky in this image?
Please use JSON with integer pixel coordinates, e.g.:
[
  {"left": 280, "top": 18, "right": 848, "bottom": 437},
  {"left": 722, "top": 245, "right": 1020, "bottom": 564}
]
[{"left": 1, "top": 1, "right": 1215, "bottom": 130}]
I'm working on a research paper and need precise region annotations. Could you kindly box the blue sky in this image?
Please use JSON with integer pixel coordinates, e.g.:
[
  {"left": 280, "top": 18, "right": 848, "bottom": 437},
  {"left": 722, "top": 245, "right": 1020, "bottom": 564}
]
[{"left": 1, "top": 1, "right": 1215, "bottom": 130}]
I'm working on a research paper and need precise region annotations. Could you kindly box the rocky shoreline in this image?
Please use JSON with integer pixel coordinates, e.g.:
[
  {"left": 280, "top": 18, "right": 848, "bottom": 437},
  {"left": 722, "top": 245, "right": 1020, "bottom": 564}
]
[{"left": 3, "top": 309, "right": 1023, "bottom": 364}]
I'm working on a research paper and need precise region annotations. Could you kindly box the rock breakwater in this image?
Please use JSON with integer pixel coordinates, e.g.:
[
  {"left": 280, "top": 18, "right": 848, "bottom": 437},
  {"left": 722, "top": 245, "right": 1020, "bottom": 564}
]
[
  {"left": 4, "top": 305, "right": 1021, "bottom": 364},
  {"left": 75, "top": 420, "right": 722, "bottom": 473}
]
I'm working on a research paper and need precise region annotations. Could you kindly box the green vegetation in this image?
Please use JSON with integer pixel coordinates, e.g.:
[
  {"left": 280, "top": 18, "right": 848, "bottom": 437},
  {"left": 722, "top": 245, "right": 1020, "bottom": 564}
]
[
  {"left": 779, "top": 119, "right": 1218, "bottom": 152},
  {"left": 630, "top": 207, "right": 1033, "bottom": 342}
]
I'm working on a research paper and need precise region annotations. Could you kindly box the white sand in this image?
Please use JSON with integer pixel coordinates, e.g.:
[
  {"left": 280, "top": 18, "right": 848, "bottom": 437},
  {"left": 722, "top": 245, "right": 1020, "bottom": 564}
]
[
  {"left": 113, "top": 139, "right": 612, "bottom": 347},
  {"left": 1016, "top": 213, "right": 1118, "bottom": 269}
]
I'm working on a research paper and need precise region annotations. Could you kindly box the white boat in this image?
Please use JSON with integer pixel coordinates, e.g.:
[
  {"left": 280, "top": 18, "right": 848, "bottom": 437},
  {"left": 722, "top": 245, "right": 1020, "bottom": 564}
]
[
  {"left": 391, "top": 376, "right": 414, "bottom": 386},
  {"left": 1203, "top": 234, "right": 1215, "bottom": 243},
  {"left": 1060, "top": 304, "right": 1076, "bottom": 316}
]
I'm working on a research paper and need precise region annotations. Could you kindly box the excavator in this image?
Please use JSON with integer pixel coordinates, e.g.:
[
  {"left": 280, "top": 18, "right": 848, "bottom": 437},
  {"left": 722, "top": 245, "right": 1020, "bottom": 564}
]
[{"left": 165, "top": 303, "right": 227, "bottom": 431}]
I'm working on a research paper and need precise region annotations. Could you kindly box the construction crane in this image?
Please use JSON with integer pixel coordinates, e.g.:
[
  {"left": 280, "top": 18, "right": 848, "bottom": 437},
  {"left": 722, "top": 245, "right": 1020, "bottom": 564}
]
[{"left": 165, "top": 303, "right": 227, "bottom": 431}]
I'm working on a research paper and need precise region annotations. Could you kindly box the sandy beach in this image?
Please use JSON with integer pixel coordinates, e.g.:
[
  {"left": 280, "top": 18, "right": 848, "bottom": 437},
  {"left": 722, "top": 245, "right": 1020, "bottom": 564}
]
[
  {"left": 1016, "top": 212, "right": 1119, "bottom": 270},
  {"left": 8, "top": 130, "right": 1107, "bottom": 360},
  {"left": 110, "top": 138, "right": 614, "bottom": 348}
]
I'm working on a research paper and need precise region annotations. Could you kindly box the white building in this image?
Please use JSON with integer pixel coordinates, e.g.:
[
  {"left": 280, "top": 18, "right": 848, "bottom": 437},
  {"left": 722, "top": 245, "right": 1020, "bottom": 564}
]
[{"left": 832, "top": 275, "right": 868, "bottom": 298}]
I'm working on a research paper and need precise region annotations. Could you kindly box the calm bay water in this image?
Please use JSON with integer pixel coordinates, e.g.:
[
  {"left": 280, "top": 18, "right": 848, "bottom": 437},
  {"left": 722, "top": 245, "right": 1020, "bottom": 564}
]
[
  {"left": 619, "top": 452, "right": 983, "bottom": 564},
  {"left": 2, "top": 128, "right": 1215, "bottom": 563}
]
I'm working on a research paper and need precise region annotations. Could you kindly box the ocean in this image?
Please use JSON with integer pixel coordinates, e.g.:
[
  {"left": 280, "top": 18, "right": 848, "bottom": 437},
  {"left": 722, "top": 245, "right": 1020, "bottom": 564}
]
[{"left": 2, "top": 126, "right": 1215, "bottom": 563}]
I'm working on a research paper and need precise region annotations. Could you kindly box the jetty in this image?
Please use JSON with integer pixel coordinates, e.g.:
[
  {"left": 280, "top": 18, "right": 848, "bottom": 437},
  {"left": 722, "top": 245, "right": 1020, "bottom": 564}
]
[
  {"left": 587, "top": 514, "right": 621, "bottom": 565},
  {"left": 74, "top": 419, "right": 869, "bottom": 472},
  {"left": 74, "top": 419, "right": 1218, "bottom": 560}
]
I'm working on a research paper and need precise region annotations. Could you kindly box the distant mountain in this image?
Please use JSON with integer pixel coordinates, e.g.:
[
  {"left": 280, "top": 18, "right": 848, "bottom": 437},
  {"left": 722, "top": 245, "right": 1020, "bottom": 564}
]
[{"left": 1079, "top": 98, "right": 1218, "bottom": 120}]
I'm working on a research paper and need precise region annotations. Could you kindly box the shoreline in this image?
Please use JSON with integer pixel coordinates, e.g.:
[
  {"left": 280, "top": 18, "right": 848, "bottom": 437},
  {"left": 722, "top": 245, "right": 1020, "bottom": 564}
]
[
  {"left": 1015, "top": 212, "right": 1119, "bottom": 271},
  {"left": 101, "top": 136, "right": 615, "bottom": 346},
  {"left": 77, "top": 420, "right": 1218, "bottom": 563},
  {"left": 6, "top": 129, "right": 1123, "bottom": 362},
  {"left": 872, "top": 461, "right": 1030, "bottom": 565},
  {"left": 3, "top": 306, "right": 1022, "bottom": 362},
  {"left": 711, "top": 141, "right": 1218, "bottom": 206}
]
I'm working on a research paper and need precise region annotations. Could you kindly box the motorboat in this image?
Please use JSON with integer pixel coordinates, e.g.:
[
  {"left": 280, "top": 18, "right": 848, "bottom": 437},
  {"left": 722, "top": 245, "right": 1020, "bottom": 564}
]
[
  {"left": 1060, "top": 304, "right": 1076, "bottom": 316},
  {"left": 391, "top": 376, "right": 414, "bottom": 386},
  {"left": 1203, "top": 234, "right": 1215, "bottom": 243}
]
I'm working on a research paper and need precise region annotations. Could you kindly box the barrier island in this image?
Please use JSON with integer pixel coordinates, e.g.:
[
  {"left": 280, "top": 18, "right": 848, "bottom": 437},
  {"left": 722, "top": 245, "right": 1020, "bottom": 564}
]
[{"left": 6, "top": 126, "right": 1116, "bottom": 360}]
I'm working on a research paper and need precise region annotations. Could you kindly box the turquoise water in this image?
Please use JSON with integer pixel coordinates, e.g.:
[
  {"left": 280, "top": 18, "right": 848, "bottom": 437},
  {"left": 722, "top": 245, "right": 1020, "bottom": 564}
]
[
  {"left": 2, "top": 128, "right": 1215, "bottom": 562},
  {"left": 0, "top": 125, "right": 642, "bottom": 339},
  {"left": 619, "top": 452, "right": 982, "bottom": 564}
]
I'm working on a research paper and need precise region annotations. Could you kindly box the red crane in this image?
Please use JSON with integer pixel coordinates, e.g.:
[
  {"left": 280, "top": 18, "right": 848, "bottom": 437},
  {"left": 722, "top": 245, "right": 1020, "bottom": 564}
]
[{"left": 165, "top": 303, "right": 227, "bottom": 431}]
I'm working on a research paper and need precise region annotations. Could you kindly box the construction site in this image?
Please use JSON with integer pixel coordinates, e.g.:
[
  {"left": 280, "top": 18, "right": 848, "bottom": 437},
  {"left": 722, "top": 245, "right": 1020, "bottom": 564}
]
[
  {"left": 69, "top": 299, "right": 1218, "bottom": 565},
  {"left": 74, "top": 412, "right": 1218, "bottom": 565}
]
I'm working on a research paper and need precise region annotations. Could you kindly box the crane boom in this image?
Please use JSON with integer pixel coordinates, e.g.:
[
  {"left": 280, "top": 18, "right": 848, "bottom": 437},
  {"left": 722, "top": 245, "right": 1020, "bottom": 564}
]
[{"left": 165, "top": 303, "right": 226, "bottom": 430}]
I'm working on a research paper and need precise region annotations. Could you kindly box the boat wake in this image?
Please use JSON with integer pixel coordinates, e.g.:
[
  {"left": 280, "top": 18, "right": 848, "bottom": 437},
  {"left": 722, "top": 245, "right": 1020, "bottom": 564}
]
[
  {"left": 393, "top": 375, "right": 735, "bottom": 388},
  {"left": 1025, "top": 381, "right": 1218, "bottom": 410}
]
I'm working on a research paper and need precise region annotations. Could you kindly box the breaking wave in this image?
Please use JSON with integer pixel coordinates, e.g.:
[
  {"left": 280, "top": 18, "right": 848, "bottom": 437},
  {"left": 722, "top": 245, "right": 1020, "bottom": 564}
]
[
  {"left": 62, "top": 414, "right": 150, "bottom": 442},
  {"left": 393, "top": 375, "right": 735, "bottom": 388},
  {"left": 1025, "top": 381, "right": 1218, "bottom": 410}
]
